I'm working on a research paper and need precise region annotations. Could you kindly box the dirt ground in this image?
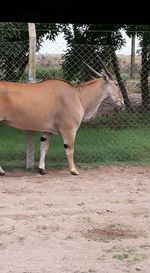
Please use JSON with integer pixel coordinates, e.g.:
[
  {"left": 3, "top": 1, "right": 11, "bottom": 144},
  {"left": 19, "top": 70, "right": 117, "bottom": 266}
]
[{"left": 0, "top": 165, "right": 150, "bottom": 273}]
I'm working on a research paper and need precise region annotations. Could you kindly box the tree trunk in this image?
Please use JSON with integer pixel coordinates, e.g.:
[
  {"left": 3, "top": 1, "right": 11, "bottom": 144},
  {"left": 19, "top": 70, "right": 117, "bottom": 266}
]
[
  {"left": 110, "top": 50, "right": 132, "bottom": 111},
  {"left": 140, "top": 44, "right": 150, "bottom": 111},
  {"left": 130, "top": 33, "right": 136, "bottom": 79}
]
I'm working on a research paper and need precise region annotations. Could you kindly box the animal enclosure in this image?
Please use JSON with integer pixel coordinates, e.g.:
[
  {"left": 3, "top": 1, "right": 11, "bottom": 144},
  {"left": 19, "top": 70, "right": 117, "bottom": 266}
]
[{"left": 0, "top": 25, "right": 150, "bottom": 170}]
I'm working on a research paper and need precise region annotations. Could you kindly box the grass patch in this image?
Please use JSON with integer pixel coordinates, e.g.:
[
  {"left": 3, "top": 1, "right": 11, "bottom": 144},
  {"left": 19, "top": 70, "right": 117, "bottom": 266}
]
[
  {"left": 84, "top": 111, "right": 150, "bottom": 128},
  {"left": 76, "top": 126, "right": 150, "bottom": 165},
  {"left": 1, "top": 111, "right": 150, "bottom": 171},
  {"left": 96, "top": 236, "right": 111, "bottom": 243},
  {"left": 113, "top": 253, "right": 129, "bottom": 261},
  {"left": 112, "top": 246, "right": 147, "bottom": 263}
]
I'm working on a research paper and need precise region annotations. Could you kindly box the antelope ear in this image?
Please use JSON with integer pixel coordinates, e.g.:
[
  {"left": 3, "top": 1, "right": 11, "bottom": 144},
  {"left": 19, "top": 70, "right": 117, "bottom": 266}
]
[{"left": 102, "top": 73, "right": 109, "bottom": 82}]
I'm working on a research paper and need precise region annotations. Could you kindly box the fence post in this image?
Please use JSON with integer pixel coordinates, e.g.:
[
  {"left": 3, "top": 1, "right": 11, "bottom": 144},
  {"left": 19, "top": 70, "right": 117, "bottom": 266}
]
[{"left": 26, "top": 23, "right": 36, "bottom": 170}]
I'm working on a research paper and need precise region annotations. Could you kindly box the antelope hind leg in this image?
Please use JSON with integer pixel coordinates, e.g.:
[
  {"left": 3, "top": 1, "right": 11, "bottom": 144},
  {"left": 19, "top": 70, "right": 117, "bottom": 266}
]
[
  {"left": 62, "top": 130, "right": 79, "bottom": 175},
  {"left": 0, "top": 166, "right": 5, "bottom": 176}
]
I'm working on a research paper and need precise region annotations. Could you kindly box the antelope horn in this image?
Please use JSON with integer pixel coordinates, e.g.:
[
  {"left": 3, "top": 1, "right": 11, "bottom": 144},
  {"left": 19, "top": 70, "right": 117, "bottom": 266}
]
[
  {"left": 83, "top": 61, "right": 102, "bottom": 78},
  {"left": 97, "top": 55, "right": 113, "bottom": 80}
]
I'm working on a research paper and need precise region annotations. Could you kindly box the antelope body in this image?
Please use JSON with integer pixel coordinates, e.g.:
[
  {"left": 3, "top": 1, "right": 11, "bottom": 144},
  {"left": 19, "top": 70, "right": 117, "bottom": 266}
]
[{"left": 0, "top": 62, "right": 124, "bottom": 176}]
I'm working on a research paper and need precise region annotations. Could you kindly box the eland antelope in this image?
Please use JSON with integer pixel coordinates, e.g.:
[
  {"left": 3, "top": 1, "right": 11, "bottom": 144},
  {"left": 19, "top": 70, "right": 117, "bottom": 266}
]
[{"left": 0, "top": 58, "right": 124, "bottom": 176}]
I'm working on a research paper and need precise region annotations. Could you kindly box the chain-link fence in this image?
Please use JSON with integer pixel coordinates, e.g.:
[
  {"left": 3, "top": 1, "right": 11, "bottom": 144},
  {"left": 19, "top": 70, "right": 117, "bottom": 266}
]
[{"left": 1, "top": 28, "right": 150, "bottom": 167}]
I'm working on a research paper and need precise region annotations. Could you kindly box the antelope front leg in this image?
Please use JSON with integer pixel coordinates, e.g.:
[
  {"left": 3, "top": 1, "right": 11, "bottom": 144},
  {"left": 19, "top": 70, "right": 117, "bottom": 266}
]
[
  {"left": 38, "top": 133, "right": 50, "bottom": 175},
  {"left": 0, "top": 166, "right": 5, "bottom": 176},
  {"left": 62, "top": 130, "right": 79, "bottom": 175}
]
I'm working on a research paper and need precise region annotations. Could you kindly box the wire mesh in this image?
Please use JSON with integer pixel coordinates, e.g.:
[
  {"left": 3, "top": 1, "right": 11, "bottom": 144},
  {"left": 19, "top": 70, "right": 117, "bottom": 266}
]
[{"left": 0, "top": 29, "right": 150, "bottom": 167}]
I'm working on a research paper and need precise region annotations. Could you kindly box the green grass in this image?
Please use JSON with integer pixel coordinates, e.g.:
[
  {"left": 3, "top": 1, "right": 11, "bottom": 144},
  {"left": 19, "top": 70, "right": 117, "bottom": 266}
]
[
  {"left": 76, "top": 126, "right": 150, "bottom": 165},
  {"left": 1, "top": 112, "right": 150, "bottom": 171},
  {"left": 85, "top": 112, "right": 150, "bottom": 128}
]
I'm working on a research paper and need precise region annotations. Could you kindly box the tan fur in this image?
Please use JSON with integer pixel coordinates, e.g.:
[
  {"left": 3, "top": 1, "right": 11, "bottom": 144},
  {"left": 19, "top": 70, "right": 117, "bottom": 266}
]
[
  {"left": 0, "top": 77, "right": 124, "bottom": 175},
  {"left": 0, "top": 80, "right": 83, "bottom": 133}
]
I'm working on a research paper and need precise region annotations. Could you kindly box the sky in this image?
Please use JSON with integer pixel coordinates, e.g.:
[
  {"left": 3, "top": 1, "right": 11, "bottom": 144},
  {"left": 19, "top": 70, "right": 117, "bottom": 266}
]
[{"left": 39, "top": 31, "right": 140, "bottom": 56}]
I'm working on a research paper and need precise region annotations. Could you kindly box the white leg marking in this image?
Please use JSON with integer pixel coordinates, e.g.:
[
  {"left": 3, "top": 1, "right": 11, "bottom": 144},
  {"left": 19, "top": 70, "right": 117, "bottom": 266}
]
[
  {"left": 38, "top": 133, "right": 50, "bottom": 175},
  {"left": 65, "top": 148, "right": 79, "bottom": 175},
  {"left": 62, "top": 130, "right": 79, "bottom": 175},
  {"left": 0, "top": 166, "right": 5, "bottom": 176}
]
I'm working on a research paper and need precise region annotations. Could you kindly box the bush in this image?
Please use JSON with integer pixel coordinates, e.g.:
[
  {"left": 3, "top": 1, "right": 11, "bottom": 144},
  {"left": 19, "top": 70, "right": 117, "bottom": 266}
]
[{"left": 21, "top": 66, "right": 63, "bottom": 82}]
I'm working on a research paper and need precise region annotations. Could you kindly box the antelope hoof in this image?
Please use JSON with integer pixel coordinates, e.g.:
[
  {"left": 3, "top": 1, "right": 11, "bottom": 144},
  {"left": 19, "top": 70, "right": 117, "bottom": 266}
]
[
  {"left": 70, "top": 170, "right": 79, "bottom": 176},
  {"left": 38, "top": 168, "right": 47, "bottom": 175}
]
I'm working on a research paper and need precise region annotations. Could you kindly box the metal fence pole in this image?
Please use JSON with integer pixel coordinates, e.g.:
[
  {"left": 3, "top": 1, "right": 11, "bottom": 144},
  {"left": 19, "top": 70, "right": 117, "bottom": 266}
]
[{"left": 26, "top": 23, "right": 36, "bottom": 170}]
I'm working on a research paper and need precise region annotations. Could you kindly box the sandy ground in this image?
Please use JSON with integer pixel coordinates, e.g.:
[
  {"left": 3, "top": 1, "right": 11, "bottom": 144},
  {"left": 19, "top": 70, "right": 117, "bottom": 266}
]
[{"left": 0, "top": 165, "right": 150, "bottom": 273}]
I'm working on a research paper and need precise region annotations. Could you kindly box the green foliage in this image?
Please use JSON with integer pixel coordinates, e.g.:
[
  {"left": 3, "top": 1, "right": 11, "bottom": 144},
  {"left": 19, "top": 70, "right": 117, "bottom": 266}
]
[
  {"left": 0, "top": 22, "right": 61, "bottom": 81},
  {"left": 21, "top": 66, "right": 63, "bottom": 82},
  {"left": 62, "top": 44, "right": 101, "bottom": 81},
  {"left": 36, "top": 66, "right": 63, "bottom": 80},
  {"left": 125, "top": 24, "right": 150, "bottom": 46},
  {"left": 62, "top": 24, "right": 126, "bottom": 82}
]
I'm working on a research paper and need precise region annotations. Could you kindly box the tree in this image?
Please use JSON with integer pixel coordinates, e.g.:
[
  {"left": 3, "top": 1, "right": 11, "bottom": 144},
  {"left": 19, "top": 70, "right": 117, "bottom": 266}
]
[
  {"left": 125, "top": 25, "right": 150, "bottom": 111},
  {"left": 138, "top": 28, "right": 150, "bottom": 111},
  {"left": 0, "top": 22, "right": 60, "bottom": 81},
  {"left": 130, "top": 33, "right": 136, "bottom": 79},
  {"left": 61, "top": 24, "right": 132, "bottom": 109}
]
